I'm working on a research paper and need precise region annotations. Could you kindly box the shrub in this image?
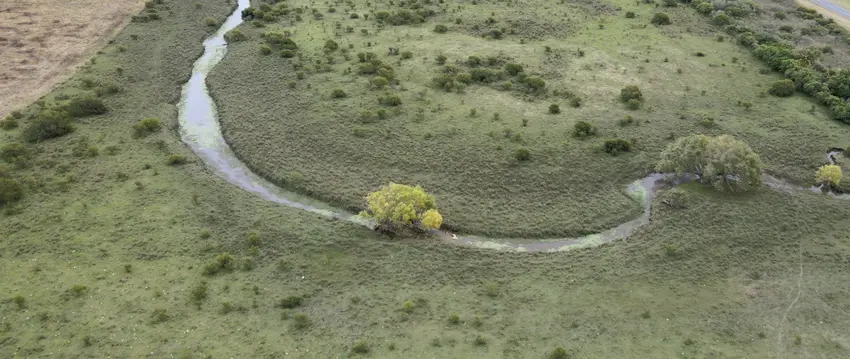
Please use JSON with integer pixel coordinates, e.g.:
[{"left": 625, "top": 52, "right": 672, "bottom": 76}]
[
  {"left": 224, "top": 28, "right": 247, "bottom": 42},
  {"left": 626, "top": 98, "right": 642, "bottom": 110},
  {"left": 657, "top": 134, "right": 762, "bottom": 191},
  {"left": 815, "top": 164, "right": 842, "bottom": 186},
  {"left": 0, "top": 178, "right": 23, "bottom": 206},
  {"left": 651, "top": 13, "right": 671, "bottom": 25},
  {"left": 569, "top": 97, "right": 582, "bottom": 108},
  {"left": 1, "top": 143, "right": 27, "bottom": 163},
  {"left": 292, "top": 313, "right": 310, "bottom": 329},
  {"left": 514, "top": 147, "right": 531, "bottom": 161},
  {"left": 696, "top": 2, "right": 714, "bottom": 15},
  {"left": 351, "top": 340, "right": 371, "bottom": 354},
  {"left": 573, "top": 121, "right": 598, "bottom": 138},
  {"left": 0, "top": 116, "right": 18, "bottom": 130},
  {"left": 23, "top": 110, "right": 74, "bottom": 142},
  {"left": 363, "top": 183, "right": 443, "bottom": 233},
  {"left": 625, "top": 11, "right": 636, "bottom": 18},
  {"left": 467, "top": 56, "right": 481, "bottom": 66},
  {"left": 434, "top": 24, "right": 448, "bottom": 33},
  {"left": 436, "top": 54, "right": 447, "bottom": 65},
  {"left": 663, "top": 0, "right": 677, "bottom": 7},
  {"left": 350, "top": 13, "right": 359, "bottom": 19},
  {"left": 280, "top": 49, "right": 295, "bottom": 58},
  {"left": 401, "top": 51, "right": 413, "bottom": 59},
  {"left": 713, "top": 13, "right": 730, "bottom": 26},
  {"left": 448, "top": 313, "right": 460, "bottom": 324},
  {"left": 132, "top": 118, "right": 162, "bottom": 138},
  {"left": 523, "top": 76, "right": 546, "bottom": 92},
  {"left": 278, "top": 295, "right": 304, "bottom": 309},
  {"left": 371, "top": 76, "right": 389, "bottom": 89},
  {"left": 549, "top": 347, "right": 570, "bottom": 359},
  {"left": 204, "top": 17, "right": 217, "bottom": 26},
  {"left": 549, "top": 104, "right": 560, "bottom": 114},
  {"left": 620, "top": 85, "right": 643, "bottom": 102},
  {"left": 202, "top": 252, "right": 235, "bottom": 275},
  {"left": 618, "top": 115, "right": 636, "bottom": 126},
  {"left": 378, "top": 93, "right": 402, "bottom": 106},
  {"left": 65, "top": 97, "right": 107, "bottom": 117},
  {"left": 260, "top": 44, "right": 272, "bottom": 55},
  {"left": 324, "top": 39, "right": 339, "bottom": 52},
  {"left": 504, "top": 63, "right": 523, "bottom": 76},
  {"left": 331, "top": 89, "right": 347, "bottom": 98},
  {"left": 769, "top": 79, "right": 795, "bottom": 97},
  {"left": 166, "top": 154, "right": 187, "bottom": 165},
  {"left": 603, "top": 138, "right": 633, "bottom": 155}
]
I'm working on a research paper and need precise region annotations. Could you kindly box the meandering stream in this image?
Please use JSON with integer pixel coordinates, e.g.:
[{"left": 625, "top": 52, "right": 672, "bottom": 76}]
[{"left": 178, "top": 0, "right": 846, "bottom": 252}]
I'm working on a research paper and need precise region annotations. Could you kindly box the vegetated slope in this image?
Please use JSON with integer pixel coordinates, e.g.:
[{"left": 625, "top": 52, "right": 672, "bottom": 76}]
[
  {"left": 0, "top": 0, "right": 849, "bottom": 357},
  {"left": 0, "top": 0, "right": 146, "bottom": 118},
  {"left": 210, "top": 0, "right": 850, "bottom": 238}
]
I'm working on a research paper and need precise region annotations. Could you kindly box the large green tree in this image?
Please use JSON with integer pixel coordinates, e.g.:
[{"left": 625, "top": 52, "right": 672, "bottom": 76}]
[{"left": 656, "top": 134, "right": 763, "bottom": 191}]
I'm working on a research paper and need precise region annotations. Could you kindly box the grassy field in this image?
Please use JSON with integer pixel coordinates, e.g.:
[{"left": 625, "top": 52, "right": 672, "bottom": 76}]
[
  {"left": 1, "top": 0, "right": 850, "bottom": 357},
  {"left": 209, "top": 0, "right": 850, "bottom": 238}
]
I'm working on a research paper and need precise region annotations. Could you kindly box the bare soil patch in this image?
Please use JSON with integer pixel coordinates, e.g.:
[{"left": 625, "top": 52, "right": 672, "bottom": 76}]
[{"left": 0, "top": 0, "right": 144, "bottom": 118}]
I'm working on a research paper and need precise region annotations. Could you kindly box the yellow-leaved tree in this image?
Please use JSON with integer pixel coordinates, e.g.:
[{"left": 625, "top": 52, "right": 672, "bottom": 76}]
[
  {"left": 364, "top": 183, "right": 443, "bottom": 233},
  {"left": 815, "top": 164, "right": 842, "bottom": 187}
]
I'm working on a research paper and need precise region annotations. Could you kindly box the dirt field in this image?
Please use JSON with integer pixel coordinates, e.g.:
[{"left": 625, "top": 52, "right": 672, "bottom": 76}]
[{"left": 0, "top": 0, "right": 144, "bottom": 118}]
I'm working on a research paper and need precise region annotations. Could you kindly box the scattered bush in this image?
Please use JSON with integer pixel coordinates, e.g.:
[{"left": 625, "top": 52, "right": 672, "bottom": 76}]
[
  {"left": 573, "top": 121, "right": 597, "bottom": 138},
  {"left": 549, "top": 347, "right": 570, "bottom": 359},
  {"left": 224, "top": 29, "right": 247, "bottom": 42},
  {"left": 620, "top": 85, "right": 643, "bottom": 102},
  {"left": 434, "top": 24, "right": 448, "bottom": 33},
  {"left": 768, "top": 79, "right": 795, "bottom": 97},
  {"left": 713, "top": 13, "right": 730, "bottom": 26},
  {"left": 166, "top": 154, "right": 187, "bottom": 165},
  {"left": 331, "top": 89, "right": 347, "bottom": 98},
  {"left": 324, "top": 39, "right": 339, "bottom": 52},
  {"left": 523, "top": 76, "right": 546, "bottom": 92},
  {"left": 378, "top": 93, "right": 402, "bottom": 106},
  {"left": 401, "top": 51, "right": 413, "bottom": 59},
  {"left": 448, "top": 313, "right": 460, "bottom": 324},
  {"left": 0, "top": 178, "right": 23, "bottom": 206},
  {"left": 65, "top": 97, "right": 107, "bottom": 117},
  {"left": 351, "top": 340, "right": 371, "bottom": 354},
  {"left": 363, "top": 183, "right": 443, "bottom": 233},
  {"left": 626, "top": 98, "right": 642, "bottom": 110},
  {"left": 651, "top": 13, "right": 671, "bottom": 25},
  {"left": 515, "top": 147, "right": 531, "bottom": 161},
  {"left": 23, "top": 110, "right": 74, "bottom": 142},
  {"left": 603, "top": 138, "right": 633, "bottom": 155},
  {"left": 436, "top": 54, "right": 447, "bottom": 65},
  {"left": 132, "top": 118, "right": 162, "bottom": 138},
  {"left": 815, "top": 164, "right": 842, "bottom": 187},
  {"left": 625, "top": 11, "right": 636, "bottom": 18},
  {"left": 278, "top": 295, "right": 304, "bottom": 309},
  {"left": 569, "top": 97, "right": 582, "bottom": 108},
  {"left": 204, "top": 17, "right": 218, "bottom": 26},
  {"left": 696, "top": 2, "right": 714, "bottom": 15},
  {"left": 657, "top": 134, "right": 762, "bottom": 191},
  {"left": 504, "top": 63, "right": 523, "bottom": 76},
  {"left": 1, "top": 143, "right": 27, "bottom": 163},
  {"left": 260, "top": 44, "right": 272, "bottom": 55},
  {"left": 549, "top": 104, "right": 560, "bottom": 114},
  {"left": 202, "top": 252, "right": 235, "bottom": 275}
]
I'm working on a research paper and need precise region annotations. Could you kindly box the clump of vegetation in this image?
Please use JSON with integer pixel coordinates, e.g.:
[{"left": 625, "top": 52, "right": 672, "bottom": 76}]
[
  {"left": 166, "top": 154, "right": 187, "bottom": 165},
  {"left": 224, "top": 28, "right": 248, "bottom": 42},
  {"left": 23, "top": 110, "right": 74, "bottom": 142},
  {"left": 549, "top": 347, "right": 570, "bottom": 359},
  {"left": 202, "top": 252, "right": 235, "bottom": 275},
  {"left": 448, "top": 313, "right": 460, "bottom": 324},
  {"left": 292, "top": 313, "right": 310, "bottom": 329},
  {"left": 651, "top": 13, "right": 671, "bottom": 25},
  {"left": 657, "top": 134, "right": 762, "bottom": 191},
  {"left": 0, "top": 116, "right": 18, "bottom": 130},
  {"left": 572, "top": 121, "right": 598, "bottom": 138},
  {"left": 603, "top": 139, "right": 633, "bottom": 155},
  {"left": 189, "top": 281, "right": 208, "bottom": 306},
  {"left": 620, "top": 85, "right": 643, "bottom": 103},
  {"left": 278, "top": 295, "right": 304, "bottom": 309},
  {"left": 351, "top": 340, "right": 371, "bottom": 354},
  {"left": 434, "top": 24, "right": 448, "bottom": 33},
  {"left": 331, "top": 89, "right": 347, "bottom": 99},
  {"left": 1, "top": 142, "right": 27, "bottom": 164},
  {"left": 65, "top": 97, "right": 108, "bottom": 117},
  {"left": 549, "top": 104, "right": 560, "bottom": 114},
  {"left": 815, "top": 164, "right": 842, "bottom": 187},
  {"left": 132, "top": 118, "right": 162, "bottom": 138},
  {"left": 768, "top": 79, "right": 795, "bottom": 97},
  {"left": 151, "top": 309, "right": 169, "bottom": 324},
  {"left": 204, "top": 17, "right": 218, "bottom": 26},
  {"left": 12, "top": 295, "right": 26, "bottom": 309},
  {"left": 362, "top": 183, "right": 442, "bottom": 233},
  {"left": 515, "top": 147, "right": 531, "bottom": 161},
  {"left": 402, "top": 299, "right": 415, "bottom": 313},
  {"left": 0, "top": 177, "right": 24, "bottom": 206}
]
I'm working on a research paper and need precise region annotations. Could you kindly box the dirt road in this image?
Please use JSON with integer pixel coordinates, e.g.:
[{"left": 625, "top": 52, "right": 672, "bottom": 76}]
[
  {"left": 797, "top": 0, "right": 850, "bottom": 29},
  {"left": 0, "top": 0, "right": 144, "bottom": 118}
]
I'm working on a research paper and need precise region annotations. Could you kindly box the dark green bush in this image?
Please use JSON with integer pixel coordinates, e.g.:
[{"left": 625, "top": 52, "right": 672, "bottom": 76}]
[
  {"left": 23, "top": 110, "right": 74, "bottom": 142},
  {"left": 379, "top": 93, "right": 402, "bottom": 106},
  {"left": 625, "top": 11, "right": 636, "bottom": 18},
  {"left": 696, "top": 2, "right": 714, "bottom": 15},
  {"left": 651, "top": 12, "right": 671, "bottom": 25},
  {"left": 549, "top": 104, "right": 560, "bottom": 114},
  {"left": 278, "top": 295, "right": 304, "bottom": 308},
  {"left": 401, "top": 51, "right": 413, "bottom": 59},
  {"left": 331, "top": 89, "right": 347, "bottom": 98},
  {"left": 713, "top": 13, "right": 730, "bottom": 26},
  {"left": 224, "top": 29, "right": 247, "bottom": 42},
  {"left": 1, "top": 142, "right": 27, "bottom": 163},
  {"left": 603, "top": 138, "right": 633, "bottom": 155},
  {"left": 350, "top": 13, "right": 359, "bottom": 19},
  {"left": 514, "top": 147, "right": 531, "bottom": 161},
  {"left": 434, "top": 24, "right": 448, "bottom": 33},
  {"left": 769, "top": 79, "right": 795, "bottom": 97},
  {"left": 132, "top": 118, "right": 162, "bottom": 138},
  {"left": 620, "top": 85, "right": 643, "bottom": 102},
  {"left": 0, "top": 116, "right": 18, "bottom": 130},
  {"left": 436, "top": 54, "right": 447, "bottom": 65},
  {"left": 280, "top": 49, "right": 295, "bottom": 58},
  {"left": 626, "top": 99, "right": 642, "bottom": 110},
  {"left": 573, "top": 121, "right": 597, "bottom": 138},
  {"left": 549, "top": 347, "right": 569, "bottom": 359},
  {"left": 569, "top": 97, "right": 582, "bottom": 108},
  {"left": 351, "top": 340, "right": 370, "bottom": 354},
  {"left": 65, "top": 97, "right": 107, "bottom": 117},
  {"left": 523, "top": 76, "right": 546, "bottom": 92},
  {"left": 0, "top": 178, "right": 23, "bottom": 206},
  {"left": 467, "top": 56, "right": 481, "bottom": 67},
  {"left": 324, "top": 39, "right": 339, "bottom": 52},
  {"left": 504, "top": 63, "right": 523, "bottom": 76},
  {"left": 663, "top": 0, "right": 677, "bottom": 7}
]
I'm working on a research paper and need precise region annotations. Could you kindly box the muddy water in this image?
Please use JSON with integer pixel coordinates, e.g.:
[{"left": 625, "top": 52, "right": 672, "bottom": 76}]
[{"left": 177, "top": 1, "right": 847, "bottom": 252}]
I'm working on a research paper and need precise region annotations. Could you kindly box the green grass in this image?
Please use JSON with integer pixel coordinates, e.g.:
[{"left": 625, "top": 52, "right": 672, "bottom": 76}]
[
  {"left": 0, "top": 0, "right": 849, "bottom": 357},
  {"left": 209, "top": 0, "right": 850, "bottom": 238}
]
